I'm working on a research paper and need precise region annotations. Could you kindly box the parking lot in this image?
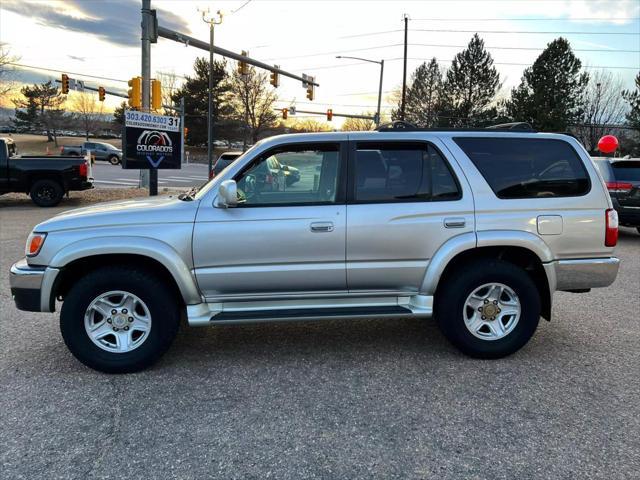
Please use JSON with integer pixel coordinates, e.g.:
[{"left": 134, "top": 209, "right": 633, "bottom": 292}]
[{"left": 1, "top": 203, "right": 638, "bottom": 479}]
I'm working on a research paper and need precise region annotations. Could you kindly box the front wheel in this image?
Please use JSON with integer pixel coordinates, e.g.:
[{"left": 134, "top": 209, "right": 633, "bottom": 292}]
[
  {"left": 107, "top": 155, "right": 120, "bottom": 165},
  {"left": 435, "top": 259, "right": 541, "bottom": 359},
  {"left": 60, "top": 266, "right": 180, "bottom": 373}
]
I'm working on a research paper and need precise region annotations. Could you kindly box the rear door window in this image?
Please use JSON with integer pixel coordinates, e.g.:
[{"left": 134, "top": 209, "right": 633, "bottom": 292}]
[
  {"left": 454, "top": 137, "right": 590, "bottom": 199},
  {"left": 354, "top": 142, "right": 461, "bottom": 202}
]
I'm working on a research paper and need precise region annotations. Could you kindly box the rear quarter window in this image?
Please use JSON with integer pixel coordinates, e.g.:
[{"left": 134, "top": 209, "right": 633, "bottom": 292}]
[{"left": 454, "top": 137, "right": 590, "bottom": 199}]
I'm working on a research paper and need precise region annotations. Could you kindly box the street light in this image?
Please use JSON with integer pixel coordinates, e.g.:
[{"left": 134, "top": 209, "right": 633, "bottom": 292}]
[
  {"left": 336, "top": 55, "right": 384, "bottom": 126},
  {"left": 200, "top": 7, "right": 223, "bottom": 177}
]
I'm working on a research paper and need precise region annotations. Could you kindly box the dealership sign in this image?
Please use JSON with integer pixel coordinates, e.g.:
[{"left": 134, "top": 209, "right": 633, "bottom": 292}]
[{"left": 123, "top": 110, "right": 182, "bottom": 169}]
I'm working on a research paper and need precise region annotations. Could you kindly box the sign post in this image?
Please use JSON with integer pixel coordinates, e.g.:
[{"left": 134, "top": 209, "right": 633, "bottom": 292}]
[{"left": 123, "top": 110, "right": 182, "bottom": 171}]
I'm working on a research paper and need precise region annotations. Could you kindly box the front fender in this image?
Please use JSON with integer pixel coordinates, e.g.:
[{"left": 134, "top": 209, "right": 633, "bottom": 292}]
[{"left": 49, "top": 236, "right": 202, "bottom": 305}]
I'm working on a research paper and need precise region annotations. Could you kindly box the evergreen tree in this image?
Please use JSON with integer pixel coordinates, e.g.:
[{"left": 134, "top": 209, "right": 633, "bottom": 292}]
[
  {"left": 392, "top": 58, "right": 443, "bottom": 127},
  {"left": 112, "top": 101, "right": 126, "bottom": 127},
  {"left": 622, "top": 71, "right": 640, "bottom": 129},
  {"left": 440, "top": 34, "right": 500, "bottom": 127},
  {"left": 171, "top": 57, "right": 232, "bottom": 146},
  {"left": 506, "top": 37, "right": 588, "bottom": 132},
  {"left": 13, "top": 81, "right": 65, "bottom": 142}
]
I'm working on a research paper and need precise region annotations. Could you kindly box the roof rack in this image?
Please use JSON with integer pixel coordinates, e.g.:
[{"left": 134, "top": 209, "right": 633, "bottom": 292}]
[{"left": 375, "top": 121, "right": 536, "bottom": 133}]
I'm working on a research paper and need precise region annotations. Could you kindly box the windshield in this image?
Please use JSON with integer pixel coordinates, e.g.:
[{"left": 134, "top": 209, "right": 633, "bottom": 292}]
[{"left": 102, "top": 143, "right": 119, "bottom": 150}]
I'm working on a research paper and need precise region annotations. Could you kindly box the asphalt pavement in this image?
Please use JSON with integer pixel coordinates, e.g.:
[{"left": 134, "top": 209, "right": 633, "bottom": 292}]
[
  {"left": 91, "top": 162, "right": 209, "bottom": 189},
  {"left": 1, "top": 204, "right": 639, "bottom": 479}
]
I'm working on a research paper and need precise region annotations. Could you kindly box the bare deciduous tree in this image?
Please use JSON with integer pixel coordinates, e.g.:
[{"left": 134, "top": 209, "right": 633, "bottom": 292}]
[
  {"left": 289, "top": 118, "right": 333, "bottom": 133},
  {"left": 156, "top": 71, "right": 180, "bottom": 113},
  {"left": 0, "top": 43, "right": 20, "bottom": 103},
  {"left": 341, "top": 113, "right": 377, "bottom": 131},
  {"left": 70, "top": 91, "right": 104, "bottom": 140},
  {"left": 575, "top": 70, "right": 628, "bottom": 152},
  {"left": 229, "top": 66, "right": 278, "bottom": 144}
]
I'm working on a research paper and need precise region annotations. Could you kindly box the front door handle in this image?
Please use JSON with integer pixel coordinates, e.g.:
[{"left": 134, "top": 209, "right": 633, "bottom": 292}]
[
  {"left": 310, "top": 222, "right": 334, "bottom": 232},
  {"left": 444, "top": 217, "right": 466, "bottom": 228}
]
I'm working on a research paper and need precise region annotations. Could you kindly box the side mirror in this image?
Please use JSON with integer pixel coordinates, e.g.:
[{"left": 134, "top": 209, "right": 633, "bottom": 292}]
[{"left": 216, "top": 179, "right": 238, "bottom": 208}]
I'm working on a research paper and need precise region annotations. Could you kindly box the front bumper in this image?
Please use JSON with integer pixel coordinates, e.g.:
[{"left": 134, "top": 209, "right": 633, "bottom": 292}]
[
  {"left": 551, "top": 257, "right": 620, "bottom": 291},
  {"left": 9, "top": 259, "right": 59, "bottom": 312}
]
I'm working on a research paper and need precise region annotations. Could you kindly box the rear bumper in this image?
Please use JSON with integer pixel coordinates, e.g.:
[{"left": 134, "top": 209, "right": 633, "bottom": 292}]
[
  {"left": 550, "top": 257, "right": 620, "bottom": 291},
  {"left": 9, "top": 259, "right": 59, "bottom": 312},
  {"left": 73, "top": 180, "right": 94, "bottom": 191}
]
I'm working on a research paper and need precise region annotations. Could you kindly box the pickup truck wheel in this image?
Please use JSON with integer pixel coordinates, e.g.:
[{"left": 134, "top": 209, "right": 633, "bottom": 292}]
[
  {"left": 107, "top": 155, "right": 120, "bottom": 165},
  {"left": 60, "top": 266, "right": 180, "bottom": 373},
  {"left": 30, "top": 179, "right": 64, "bottom": 207},
  {"left": 435, "top": 259, "right": 540, "bottom": 359}
]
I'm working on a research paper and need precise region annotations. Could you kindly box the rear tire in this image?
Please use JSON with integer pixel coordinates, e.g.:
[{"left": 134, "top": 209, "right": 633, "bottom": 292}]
[
  {"left": 30, "top": 179, "right": 64, "bottom": 207},
  {"left": 107, "top": 155, "right": 120, "bottom": 165},
  {"left": 435, "top": 259, "right": 541, "bottom": 359},
  {"left": 60, "top": 266, "right": 180, "bottom": 373}
]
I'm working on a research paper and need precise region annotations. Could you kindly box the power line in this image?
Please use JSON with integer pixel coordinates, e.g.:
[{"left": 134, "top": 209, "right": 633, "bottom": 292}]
[
  {"left": 339, "top": 29, "right": 404, "bottom": 39},
  {"left": 412, "top": 28, "right": 640, "bottom": 35},
  {"left": 8, "top": 62, "right": 129, "bottom": 83},
  {"left": 264, "top": 44, "right": 403, "bottom": 61},
  {"left": 231, "top": 0, "right": 254, "bottom": 14},
  {"left": 409, "top": 43, "right": 640, "bottom": 53},
  {"left": 411, "top": 17, "right": 640, "bottom": 21}
]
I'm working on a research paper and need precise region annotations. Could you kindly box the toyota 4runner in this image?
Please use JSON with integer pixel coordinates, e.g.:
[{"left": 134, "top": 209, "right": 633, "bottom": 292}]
[{"left": 10, "top": 127, "right": 620, "bottom": 372}]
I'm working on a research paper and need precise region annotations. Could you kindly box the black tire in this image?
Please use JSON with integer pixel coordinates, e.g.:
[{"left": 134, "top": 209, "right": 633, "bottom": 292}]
[
  {"left": 107, "top": 155, "right": 120, "bottom": 165},
  {"left": 30, "top": 179, "right": 64, "bottom": 207},
  {"left": 435, "top": 259, "right": 541, "bottom": 359},
  {"left": 60, "top": 266, "right": 180, "bottom": 373}
]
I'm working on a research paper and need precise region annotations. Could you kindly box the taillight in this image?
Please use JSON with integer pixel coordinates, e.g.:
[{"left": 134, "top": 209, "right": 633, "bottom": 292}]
[
  {"left": 209, "top": 169, "right": 214, "bottom": 179},
  {"left": 79, "top": 161, "right": 88, "bottom": 178},
  {"left": 605, "top": 208, "right": 618, "bottom": 247},
  {"left": 60, "top": 146, "right": 64, "bottom": 154},
  {"left": 606, "top": 181, "right": 633, "bottom": 193}
]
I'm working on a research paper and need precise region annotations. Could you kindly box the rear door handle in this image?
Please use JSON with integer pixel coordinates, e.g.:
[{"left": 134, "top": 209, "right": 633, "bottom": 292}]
[
  {"left": 310, "top": 222, "right": 334, "bottom": 232},
  {"left": 444, "top": 217, "right": 466, "bottom": 228}
]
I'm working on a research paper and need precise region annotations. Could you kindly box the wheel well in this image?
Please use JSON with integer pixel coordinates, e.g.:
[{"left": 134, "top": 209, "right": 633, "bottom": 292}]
[
  {"left": 28, "top": 174, "right": 64, "bottom": 191},
  {"left": 436, "top": 246, "right": 551, "bottom": 321},
  {"left": 51, "top": 254, "right": 185, "bottom": 311}
]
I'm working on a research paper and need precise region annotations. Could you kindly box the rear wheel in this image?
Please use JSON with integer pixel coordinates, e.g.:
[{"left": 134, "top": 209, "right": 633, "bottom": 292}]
[
  {"left": 60, "top": 266, "right": 180, "bottom": 373},
  {"left": 435, "top": 259, "right": 541, "bottom": 359},
  {"left": 30, "top": 179, "right": 64, "bottom": 207},
  {"left": 107, "top": 155, "right": 120, "bottom": 165}
]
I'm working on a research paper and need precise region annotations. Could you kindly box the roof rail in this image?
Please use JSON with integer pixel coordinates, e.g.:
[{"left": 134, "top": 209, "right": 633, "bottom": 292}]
[
  {"left": 485, "top": 122, "right": 535, "bottom": 132},
  {"left": 375, "top": 121, "right": 537, "bottom": 133}
]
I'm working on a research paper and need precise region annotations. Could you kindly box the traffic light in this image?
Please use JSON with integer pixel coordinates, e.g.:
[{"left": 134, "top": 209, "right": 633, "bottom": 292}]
[
  {"left": 282, "top": 108, "right": 288, "bottom": 120},
  {"left": 151, "top": 79, "right": 162, "bottom": 111},
  {"left": 270, "top": 65, "right": 280, "bottom": 88},
  {"left": 61, "top": 74, "right": 69, "bottom": 94},
  {"left": 98, "top": 86, "right": 106, "bottom": 102},
  {"left": 327, "top": 109, "right": 333, "bottom": 121},
  {"left": 306, "top": 76, "right": 315, "bottom": 101},
  {"left": 238, "top": 50, "right": 249, "bottom": 76},
  {"left": 127, "top": 76, "right": 142, "bottom": 109}
]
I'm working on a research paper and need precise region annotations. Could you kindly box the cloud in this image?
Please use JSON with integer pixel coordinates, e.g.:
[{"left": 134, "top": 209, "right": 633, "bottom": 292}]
[{"left": 1, "top": 0, "right": 190, "bottom": 47}]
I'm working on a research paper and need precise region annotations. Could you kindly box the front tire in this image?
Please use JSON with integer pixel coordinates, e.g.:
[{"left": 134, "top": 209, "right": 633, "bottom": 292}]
[
  {"left": 60, "top": 266, "right": 180, "bottom": 373},
  {"left": 107, "top": 155, "right": 120, "bottom": 165},
  {"left": 435, "top": 259, "right": 541, "bottom": 359},
  {"left": 30, "top": 179, "right": 64, "bottom": 207}
]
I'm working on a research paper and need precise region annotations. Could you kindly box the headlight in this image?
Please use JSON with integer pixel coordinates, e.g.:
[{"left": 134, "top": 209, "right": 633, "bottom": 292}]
[{"left": 26, "top": 232, "right": 47, "bottom": 257}]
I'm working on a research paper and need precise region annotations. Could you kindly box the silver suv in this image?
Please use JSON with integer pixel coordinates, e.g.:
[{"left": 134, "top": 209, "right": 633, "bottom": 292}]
[{"left": 10, "top": 129, "right": 620, "bottom": 372}]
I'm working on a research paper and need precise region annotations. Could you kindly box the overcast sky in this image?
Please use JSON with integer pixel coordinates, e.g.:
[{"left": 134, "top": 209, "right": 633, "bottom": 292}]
[{"left": 1, "top": 0, "right": 639, "bottom": 121}]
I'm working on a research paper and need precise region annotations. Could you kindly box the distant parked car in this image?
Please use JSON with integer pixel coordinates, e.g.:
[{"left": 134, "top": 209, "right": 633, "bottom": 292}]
[
  {"left": 593, "top": 157, "right": 640, "bottom": 234},
  {"left": 61, "top": 141, "right": 122, "bottom": 165},
  {"left": 212, "top": 140, "right": 228, "bottom": 148},
  {"left": 211, "top": 151, "right": 242, "bottom": 178}
]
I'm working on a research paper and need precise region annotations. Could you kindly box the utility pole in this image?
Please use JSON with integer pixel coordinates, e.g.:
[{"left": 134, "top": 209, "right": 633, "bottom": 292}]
[
  {"left": 401, "top": 13, "right": 409, "bottom": 121},
  {"left": 200, "top": 8, "right": 223, "bottom": 178},
  {"left": 141, "top": 0, "right": 153, "bottom": 193}
]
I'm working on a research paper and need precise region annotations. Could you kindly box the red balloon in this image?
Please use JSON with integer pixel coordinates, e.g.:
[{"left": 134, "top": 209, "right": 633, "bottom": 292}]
[{"left": 598, "top": 135, "right": 619, "bottom": 154}]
